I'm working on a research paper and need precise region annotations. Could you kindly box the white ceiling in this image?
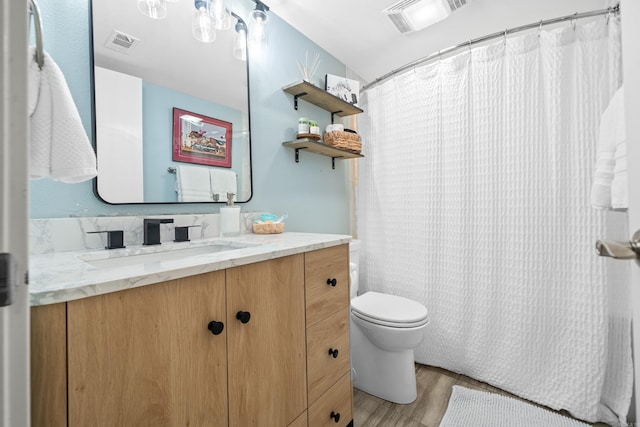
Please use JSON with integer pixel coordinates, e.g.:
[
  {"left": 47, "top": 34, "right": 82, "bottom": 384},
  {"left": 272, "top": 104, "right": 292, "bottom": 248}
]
[{"left": 267, "top": 0, "right": 606, "bottom": 84}]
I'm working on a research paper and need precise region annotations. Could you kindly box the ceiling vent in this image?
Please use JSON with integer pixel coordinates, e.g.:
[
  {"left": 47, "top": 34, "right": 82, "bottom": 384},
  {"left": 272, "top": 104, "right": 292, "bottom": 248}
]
[
  {"left": 383, "top": 0, "right": 470, "bottom": 34},
  {"left": 104, "top": 30, "right": 140, "bottom": 54}
]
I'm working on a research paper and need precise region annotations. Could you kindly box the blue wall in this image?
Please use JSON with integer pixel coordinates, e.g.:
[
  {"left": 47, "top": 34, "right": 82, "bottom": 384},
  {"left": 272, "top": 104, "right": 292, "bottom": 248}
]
[
  {"left": 141, "top": 81, "right": 244, "bottom": 202},
  {"left": 31, "top": 0, "right": 352, "bottom": 235}
]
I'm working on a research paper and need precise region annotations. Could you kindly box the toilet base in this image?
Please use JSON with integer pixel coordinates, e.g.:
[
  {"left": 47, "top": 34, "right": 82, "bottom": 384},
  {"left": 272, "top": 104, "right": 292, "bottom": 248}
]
[{"left": 350, "top": 317, "right": 418, "bottom": 404}]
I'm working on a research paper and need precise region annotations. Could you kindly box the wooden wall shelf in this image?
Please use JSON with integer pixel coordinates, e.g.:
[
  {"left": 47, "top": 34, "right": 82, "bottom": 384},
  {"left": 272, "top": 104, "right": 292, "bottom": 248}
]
[
  {"left": 283, "top": 139, "right": 363, "bottom": 169},
  {"left": 283, "top": 81, "right": 363, "bottom": 121}
]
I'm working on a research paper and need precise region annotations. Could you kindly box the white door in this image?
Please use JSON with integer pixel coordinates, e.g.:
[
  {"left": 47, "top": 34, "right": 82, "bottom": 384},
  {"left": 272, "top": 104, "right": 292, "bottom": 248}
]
[
  {"left": 620, "top": 0, "right": 640, "bottom": 422},
  {"left": 0, "top": 0, "right": 30, "bottom": 426}
]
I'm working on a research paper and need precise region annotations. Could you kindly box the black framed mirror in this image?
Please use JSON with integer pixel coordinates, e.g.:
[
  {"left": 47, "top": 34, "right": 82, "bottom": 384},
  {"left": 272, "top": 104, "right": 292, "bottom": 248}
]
[{"left": 90, "top": 0, "right": 252, "bottom": 204}]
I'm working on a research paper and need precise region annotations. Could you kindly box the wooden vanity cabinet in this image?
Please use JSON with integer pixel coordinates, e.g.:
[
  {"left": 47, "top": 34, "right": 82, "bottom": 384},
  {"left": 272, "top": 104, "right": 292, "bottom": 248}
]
[{"left": 31, "top": 247, "right": 350, "bottom": 427}]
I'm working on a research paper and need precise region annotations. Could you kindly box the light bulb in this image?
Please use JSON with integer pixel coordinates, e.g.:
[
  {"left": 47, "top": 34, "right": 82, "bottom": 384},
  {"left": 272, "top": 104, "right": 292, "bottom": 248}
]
[
  {"left": 233, "top": 21, "right": 247, "bottom": 61},
  {"left": 193, "top": 2, "right": 216, "bottom": 42},
  {"left": 137, "top": 0, "right": 167, "bottom": 19},
  {"left": 249, "top": 2, "right": 268, "bottom": 51},
  {"left": 209, "top": 0, "right": 232, "bottom": 30}
]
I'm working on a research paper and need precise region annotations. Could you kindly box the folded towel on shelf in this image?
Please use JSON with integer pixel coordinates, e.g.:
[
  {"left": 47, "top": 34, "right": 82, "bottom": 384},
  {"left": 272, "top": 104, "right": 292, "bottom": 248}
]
[
  {"left": 591, "top": 86, "right": 627, "bottom": 210},
  {"left": 29, "top": 48, "right": 97, "bottom": 183},
  {"left": 209, "top": 169, "right": 237, "bottom": 202},
  {"left": 175, "top": 164, "right": 212, "bottom": 202}
]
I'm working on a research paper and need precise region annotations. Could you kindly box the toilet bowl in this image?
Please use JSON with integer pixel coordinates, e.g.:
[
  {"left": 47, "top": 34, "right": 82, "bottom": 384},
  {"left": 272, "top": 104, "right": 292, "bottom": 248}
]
[{"left": 349, "top": 240, "right": 429, "bottom": 404}]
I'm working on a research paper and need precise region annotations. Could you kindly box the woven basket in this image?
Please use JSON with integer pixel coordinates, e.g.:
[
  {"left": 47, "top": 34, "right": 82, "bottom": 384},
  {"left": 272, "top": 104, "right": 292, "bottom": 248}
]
[
  {"left": 324, "top": 131, "right": 362, "bottom": 153},
  {"left": 252, "top": 222, "right": 285, "bottom": 234}
]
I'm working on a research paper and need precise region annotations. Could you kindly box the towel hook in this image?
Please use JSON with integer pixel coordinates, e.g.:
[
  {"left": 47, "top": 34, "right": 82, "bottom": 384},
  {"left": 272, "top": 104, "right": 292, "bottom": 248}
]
[{"left": 28, "top": 0, "right": 45, "bottom": 70}]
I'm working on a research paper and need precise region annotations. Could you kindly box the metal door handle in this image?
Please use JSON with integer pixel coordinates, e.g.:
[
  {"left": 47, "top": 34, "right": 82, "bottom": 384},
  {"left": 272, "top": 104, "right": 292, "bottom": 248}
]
[{"left": 595, "top": 230, "right": 640, "bottom": 264}]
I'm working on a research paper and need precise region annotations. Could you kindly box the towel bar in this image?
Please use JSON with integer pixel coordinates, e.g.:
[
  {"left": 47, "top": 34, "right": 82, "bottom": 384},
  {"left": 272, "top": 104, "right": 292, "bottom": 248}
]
[{"left": 28, "top": 0, "right": 45, "bottom": 70}]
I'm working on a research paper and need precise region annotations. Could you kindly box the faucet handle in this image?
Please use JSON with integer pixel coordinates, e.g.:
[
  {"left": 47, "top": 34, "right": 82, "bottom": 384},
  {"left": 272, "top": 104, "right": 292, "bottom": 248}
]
[
  {"left": 174, "top": 225, "right": 201, "bottom": 242},
  {"left": 87, "top": 230, "right": 125, "bottom": 250}
]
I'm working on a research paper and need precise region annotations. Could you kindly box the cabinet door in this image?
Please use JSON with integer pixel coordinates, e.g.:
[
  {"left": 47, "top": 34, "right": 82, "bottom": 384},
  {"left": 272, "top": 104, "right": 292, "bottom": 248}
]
[
  {"left": 305, "top": 245, "right": 349, "bottom": 327},
  {"left": 227, "top": 255, "right": 307, "bottom": 427},
  {"left": 31, "top": 303, "right": 67, "bottom": 427},
  {"left": 67, "top": 272, "right": 228, "bottom": 427}
]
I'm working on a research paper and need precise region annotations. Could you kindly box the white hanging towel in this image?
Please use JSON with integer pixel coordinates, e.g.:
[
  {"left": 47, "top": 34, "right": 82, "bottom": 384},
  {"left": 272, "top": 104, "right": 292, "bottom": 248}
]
[
  {"left": 209, "top": 169, "right": 237, "bottom": 202},
  {"left": 591, "top": 86, "right": 627, "bottom": 210},
  {"left": 29, "top": 49, "right": 97, "bottom": 183},
  {"left": 175, "top": 165, "right": 212, "bottom": 202}
]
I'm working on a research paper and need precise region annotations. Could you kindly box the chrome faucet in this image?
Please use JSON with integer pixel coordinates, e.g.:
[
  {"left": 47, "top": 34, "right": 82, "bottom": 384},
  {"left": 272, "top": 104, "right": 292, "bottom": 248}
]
[{"left": 143, "top": 218, "right": 174, "bottom": 245}]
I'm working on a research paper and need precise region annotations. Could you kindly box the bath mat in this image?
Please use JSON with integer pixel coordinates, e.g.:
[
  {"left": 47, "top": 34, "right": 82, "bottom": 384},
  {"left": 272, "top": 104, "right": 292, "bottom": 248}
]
[{"left": 439, "top": 386, "right": 590, "bottom": 427}]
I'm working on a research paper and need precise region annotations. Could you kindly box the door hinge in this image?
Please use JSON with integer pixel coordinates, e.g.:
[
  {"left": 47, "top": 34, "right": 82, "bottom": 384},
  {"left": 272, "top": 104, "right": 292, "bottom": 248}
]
[{"left": 0, "top": 253, "right": 14, "bottom": 307}]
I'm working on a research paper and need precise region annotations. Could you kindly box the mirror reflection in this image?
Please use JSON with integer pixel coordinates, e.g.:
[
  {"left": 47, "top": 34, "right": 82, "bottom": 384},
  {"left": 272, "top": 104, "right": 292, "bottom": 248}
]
[{"left": 91, "top": 0, "right": 252, "bottom": 203}]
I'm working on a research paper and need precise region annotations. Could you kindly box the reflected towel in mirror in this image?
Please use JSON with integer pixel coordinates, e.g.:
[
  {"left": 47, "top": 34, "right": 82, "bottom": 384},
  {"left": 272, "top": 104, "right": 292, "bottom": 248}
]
[
  {"left": 175, "top": 165, "right": 212, "bottom": 202},
  {"left": 210, "top": 169, "right": 237, "bottom": 202}
]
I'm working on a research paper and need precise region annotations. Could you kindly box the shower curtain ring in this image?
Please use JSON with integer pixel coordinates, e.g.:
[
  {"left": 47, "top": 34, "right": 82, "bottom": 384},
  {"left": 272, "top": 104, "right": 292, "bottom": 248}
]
[
  {"left": 538, "top": 20, "right": 543, "bottom": 37},
  {"left": 503, "top": 29, "right": 507, "bottom": 45},
  {"left": 468, "top": 39, "right": 472, "bottom": 53},
  {"left": 572, "top": 12, "right": 578, "bottom": 30}
]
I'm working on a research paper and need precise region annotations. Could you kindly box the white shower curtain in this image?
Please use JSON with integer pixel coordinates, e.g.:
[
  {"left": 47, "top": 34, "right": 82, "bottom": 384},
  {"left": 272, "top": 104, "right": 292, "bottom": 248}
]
[{"left": 357, "top": 18, "right": 632, "bottom": 424}]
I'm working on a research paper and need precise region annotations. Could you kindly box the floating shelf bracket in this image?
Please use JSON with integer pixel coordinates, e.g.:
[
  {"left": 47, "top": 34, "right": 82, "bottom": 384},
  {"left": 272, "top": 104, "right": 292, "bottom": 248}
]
[
  {"left": 331, "top": 156, "right": 343, "bottom": 169},
  {"left": 294, "top": 147, "right": 307, "bottom": 162},
  {"left": 330, "top": 111, "right": 343, "bottom": 124},
  {"left": 293, "top": 92, "right": 308, "bottom": 110}
]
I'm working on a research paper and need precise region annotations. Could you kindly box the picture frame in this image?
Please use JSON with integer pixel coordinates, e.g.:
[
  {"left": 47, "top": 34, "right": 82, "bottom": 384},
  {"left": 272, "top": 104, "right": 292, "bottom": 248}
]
[
  {"left": 325, "top": 74, "right": 360, "bottom": 106},
  {"left": 172, "top": 107, "right": 232, "bottom": 168}
]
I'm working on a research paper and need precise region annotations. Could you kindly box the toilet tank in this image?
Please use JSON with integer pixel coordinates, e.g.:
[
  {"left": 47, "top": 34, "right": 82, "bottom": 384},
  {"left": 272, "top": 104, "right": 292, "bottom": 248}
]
[{"left": 349, "top": 240, "right": 361, "bottom": 299}]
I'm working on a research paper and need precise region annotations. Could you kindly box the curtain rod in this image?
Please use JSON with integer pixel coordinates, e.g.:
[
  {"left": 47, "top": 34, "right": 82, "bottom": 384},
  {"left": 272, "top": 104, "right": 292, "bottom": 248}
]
[{"left": 362, "top": 4, "right": 620, "bottom": 92}]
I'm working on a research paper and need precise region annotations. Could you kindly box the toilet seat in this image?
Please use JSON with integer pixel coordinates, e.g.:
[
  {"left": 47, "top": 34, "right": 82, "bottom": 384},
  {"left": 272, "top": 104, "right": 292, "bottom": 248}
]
[{"left": 351, "top": 291, "right": 429, "bottom": 328}]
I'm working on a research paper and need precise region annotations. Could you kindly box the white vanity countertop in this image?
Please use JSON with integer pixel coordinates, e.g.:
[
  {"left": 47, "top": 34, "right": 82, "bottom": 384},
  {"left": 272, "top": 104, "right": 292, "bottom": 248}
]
[{"left": 30, "top": 232, "right": 351, "bottom": 306}]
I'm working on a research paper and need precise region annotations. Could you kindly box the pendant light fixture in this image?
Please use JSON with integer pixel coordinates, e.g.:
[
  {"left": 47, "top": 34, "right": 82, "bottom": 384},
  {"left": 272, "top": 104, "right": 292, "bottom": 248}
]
[
  {"left": 233, "top": 18, "right": 247, "bottom": 61},
  {"left": 137, "top": 0, "right": 168, "bottom": 19},
  {"left": 193, "top": 0, "right": 216, "bottom": 42},
  {"left": 211, "top": 0, "right": 233, "bottom": 30},
  {"left": 249, "top": 0, "right": 269, "bottom": 51}
]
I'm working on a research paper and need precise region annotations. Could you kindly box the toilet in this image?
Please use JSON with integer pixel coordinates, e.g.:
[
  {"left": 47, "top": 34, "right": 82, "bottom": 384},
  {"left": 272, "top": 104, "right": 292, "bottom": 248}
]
[{"left": 349, "top": 240, "right": 429, "bottom": 404}]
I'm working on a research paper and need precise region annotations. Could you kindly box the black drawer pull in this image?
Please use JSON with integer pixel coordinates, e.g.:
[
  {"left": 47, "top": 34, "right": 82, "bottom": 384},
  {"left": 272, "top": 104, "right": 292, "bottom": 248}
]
[
  {"left": 327, "top": 278, "right": 337, "bottom": 287},
  {"left": 330, "top": 411, "right": 340, "bottom": 423},
  {"left": 328, "top": 348, "right": 339, "bottom": 358}
]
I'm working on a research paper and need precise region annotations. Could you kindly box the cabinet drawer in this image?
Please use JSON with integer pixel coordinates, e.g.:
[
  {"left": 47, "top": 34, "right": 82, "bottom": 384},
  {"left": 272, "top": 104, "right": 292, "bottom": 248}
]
[
  {"left": 308, "top": 373, "right": 352, "bottom": 427},
  {"left": 307, "top": 308, "right": 350, "bottom": 404},
  {"left": 305, "top": 245, "right": 349, "bottom": 327}
]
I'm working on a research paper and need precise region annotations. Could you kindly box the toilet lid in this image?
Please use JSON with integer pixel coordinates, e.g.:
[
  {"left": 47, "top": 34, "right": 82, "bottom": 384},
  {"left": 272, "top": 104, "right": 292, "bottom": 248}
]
[{"left": 351, "top": 291, "right": 428, "bottom": 326}]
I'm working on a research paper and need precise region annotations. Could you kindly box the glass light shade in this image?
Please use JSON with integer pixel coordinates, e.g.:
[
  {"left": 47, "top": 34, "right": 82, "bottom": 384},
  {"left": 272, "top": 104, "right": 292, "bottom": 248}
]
[
  {"left": 233, "top": 22, "right": 247, "bottom": 61},
  {"left": 249, "top": 17, "right": 267, "bottom": 52},
  {"left": 193, "top": 4, "right": 216, "bottom": 42},
  {"left": 137, "top": 0, "right": 167, "bottom": 19},
  {"left": 209, "top": 0, "right": 232, "bottom": 30}
]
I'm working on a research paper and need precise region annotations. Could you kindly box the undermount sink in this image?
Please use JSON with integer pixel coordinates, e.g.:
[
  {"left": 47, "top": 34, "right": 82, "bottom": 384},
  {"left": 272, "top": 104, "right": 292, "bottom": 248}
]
[{"left": 80, "top": 241, "right": 252, "bottom": 269}]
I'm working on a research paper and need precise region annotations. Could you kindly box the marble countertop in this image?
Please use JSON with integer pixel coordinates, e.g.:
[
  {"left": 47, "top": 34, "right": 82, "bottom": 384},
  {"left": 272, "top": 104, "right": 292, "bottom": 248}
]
[{"left": 30, "top": 232, "right": 351, "bottom": 306}]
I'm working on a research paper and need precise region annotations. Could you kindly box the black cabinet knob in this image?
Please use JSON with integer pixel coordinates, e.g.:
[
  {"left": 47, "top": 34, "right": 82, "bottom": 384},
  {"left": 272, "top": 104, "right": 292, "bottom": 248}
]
[
  {"left": 326, "top": 278, "right": 337, "bottom": 287},
  {"left": 328, "top": 348, "right": 339, "bottom": 358},
  {"left": 207, "top": 321, "right": 224, "bottom": 335},
  {"left": 236, "top": 311, "right": 251, "bottom": 324},
  {"left": 330, "top": 411, "right": 340, "bottom": 423}
]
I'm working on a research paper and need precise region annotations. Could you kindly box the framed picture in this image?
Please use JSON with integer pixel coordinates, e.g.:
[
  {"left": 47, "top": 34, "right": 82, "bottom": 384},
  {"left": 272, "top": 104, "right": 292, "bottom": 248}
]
[
  {"left": 325, "top": 74, "right": 360, "bottom": 106},
  {"left": 172, "top": 107, "right": 232, "bottom": 168}
]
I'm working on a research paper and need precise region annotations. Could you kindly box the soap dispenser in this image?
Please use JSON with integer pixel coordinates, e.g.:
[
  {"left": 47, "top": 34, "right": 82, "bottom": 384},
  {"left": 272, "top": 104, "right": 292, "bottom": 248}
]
[{"left": 220, "top": 192, "right": 241, "bottom": 237}]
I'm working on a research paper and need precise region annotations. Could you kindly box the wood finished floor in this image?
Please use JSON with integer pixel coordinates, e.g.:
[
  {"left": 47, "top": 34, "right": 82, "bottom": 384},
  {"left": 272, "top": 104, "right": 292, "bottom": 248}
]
[{"left": 352, "top": 363, "right": 611, "bottom": 427}]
